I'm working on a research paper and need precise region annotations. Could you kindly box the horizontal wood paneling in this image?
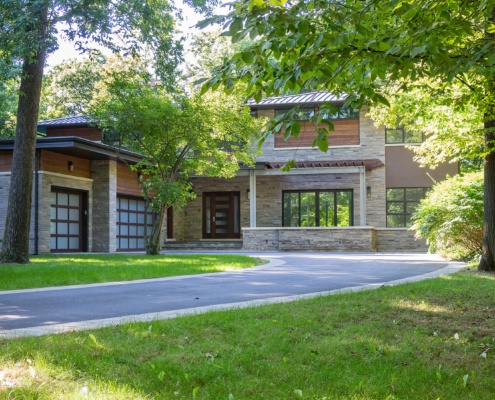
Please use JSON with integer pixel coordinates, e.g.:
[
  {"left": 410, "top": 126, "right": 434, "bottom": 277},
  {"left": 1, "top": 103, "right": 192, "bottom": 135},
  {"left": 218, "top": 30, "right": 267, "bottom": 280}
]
[
  {"left": 46, "top": 127, "right": 102, "bottom": 141},
  {"left": 40, "top": 150, "right": 91, "bottom": 178},
  {"left": 0, "top": 152, "right": 13, "bottom": 172},
  {"left": 117, "top": 162, "right": 142, "bottom": 196},
  {"left": 274, "top": 119, "right": 360, "bottom": 148}
]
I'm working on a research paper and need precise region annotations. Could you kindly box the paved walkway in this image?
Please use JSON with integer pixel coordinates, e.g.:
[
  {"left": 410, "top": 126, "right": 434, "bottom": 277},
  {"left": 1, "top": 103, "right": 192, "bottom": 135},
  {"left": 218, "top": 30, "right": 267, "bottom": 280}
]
[{"left": 0, "top": 252, "right": 465, "bottom": 338}]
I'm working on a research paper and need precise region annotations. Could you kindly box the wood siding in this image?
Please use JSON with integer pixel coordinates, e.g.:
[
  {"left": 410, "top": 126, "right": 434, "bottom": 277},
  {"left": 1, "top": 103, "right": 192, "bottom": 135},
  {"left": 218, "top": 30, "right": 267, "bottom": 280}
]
[
  {"left": 46, "top": 127, "right": 102, "bottom": 141},
  {"left": 0, "top": 151, "right": 13, "bottom": 172},
  {"left": 117, "top": 162, "right": 142, "bottom": 196},
  {"left": 274, "top": 119, "right": 360, "bottom": 148},
  {"left": 40, "top": 150, "right": 91, "bottom": 178}
]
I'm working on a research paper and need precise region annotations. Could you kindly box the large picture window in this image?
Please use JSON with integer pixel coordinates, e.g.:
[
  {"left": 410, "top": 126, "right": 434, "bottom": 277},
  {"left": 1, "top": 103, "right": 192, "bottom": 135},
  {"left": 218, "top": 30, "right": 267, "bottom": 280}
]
[
  {"left": 117, "top": 195, "right": 153, "bottom": 251},
  {"left": 283, "top": 190, "right": 353, "bottom": 227},
  {"left": 275, "top": 107, "right": 359, "bottom": 121},
  {"left": 385, "top": 126, "right": 423, "bottom": 144},
  {"left": 386, "top": 188, "right": 429, "bottom": 227}
]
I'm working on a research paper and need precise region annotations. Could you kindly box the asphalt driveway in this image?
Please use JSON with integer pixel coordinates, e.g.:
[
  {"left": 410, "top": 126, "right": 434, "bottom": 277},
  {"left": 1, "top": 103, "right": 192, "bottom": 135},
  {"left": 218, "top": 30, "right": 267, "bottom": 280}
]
[{"left": 0, "top": 252, "right": 465, "bottom": 338}]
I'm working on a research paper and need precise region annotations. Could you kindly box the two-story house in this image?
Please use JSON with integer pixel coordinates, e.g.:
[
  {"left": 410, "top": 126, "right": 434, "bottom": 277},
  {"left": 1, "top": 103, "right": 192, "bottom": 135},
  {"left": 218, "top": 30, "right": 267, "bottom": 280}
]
[{"left": 0, "top": 92, "right": 458, "bottom": 254}]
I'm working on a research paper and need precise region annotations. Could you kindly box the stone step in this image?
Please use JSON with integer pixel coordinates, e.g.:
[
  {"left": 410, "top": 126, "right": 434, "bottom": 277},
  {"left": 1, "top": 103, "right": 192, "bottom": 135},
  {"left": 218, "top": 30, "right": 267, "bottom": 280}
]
[{"left": 162, "top": 241, "right": 243, "bottom": 251}]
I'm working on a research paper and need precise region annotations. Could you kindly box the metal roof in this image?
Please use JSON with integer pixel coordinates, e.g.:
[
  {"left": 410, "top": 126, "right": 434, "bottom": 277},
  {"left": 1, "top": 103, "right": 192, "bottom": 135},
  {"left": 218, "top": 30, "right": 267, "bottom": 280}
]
[
  {"left": 38, "top": 115, "right": 92, "bottom": 127},
  {"left": 248, "top": 91, "right": 347, "bottom": 108},
  {"left": 266, "top": 159, "right": 384, "bottom": 171}
]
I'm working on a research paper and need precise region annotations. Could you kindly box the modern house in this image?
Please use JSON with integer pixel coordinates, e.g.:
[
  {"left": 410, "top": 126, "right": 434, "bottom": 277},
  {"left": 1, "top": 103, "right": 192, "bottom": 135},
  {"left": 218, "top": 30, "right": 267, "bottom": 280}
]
[{"left": 0, "top": 92, "right": 458, "bottom": 254}]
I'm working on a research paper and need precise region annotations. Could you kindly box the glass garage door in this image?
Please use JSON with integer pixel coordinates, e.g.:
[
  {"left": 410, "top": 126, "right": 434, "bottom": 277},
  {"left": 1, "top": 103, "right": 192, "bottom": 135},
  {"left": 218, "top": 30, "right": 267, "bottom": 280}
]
[
  {"left": 50, "top": 188, "right": 86, "bottom": 252},
  {"left": 116, "top": 196, "right": 153, "bottom": 251}
]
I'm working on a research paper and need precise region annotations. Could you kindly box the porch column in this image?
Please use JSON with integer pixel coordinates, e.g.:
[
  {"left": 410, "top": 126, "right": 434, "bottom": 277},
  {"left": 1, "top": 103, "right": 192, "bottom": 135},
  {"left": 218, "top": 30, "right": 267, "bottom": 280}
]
[
  {"left": 249, "top": 169, "right": 256, "bottom": 227},
  {"left": 359, "top": 166, "right": 366, "bottom": 226}
]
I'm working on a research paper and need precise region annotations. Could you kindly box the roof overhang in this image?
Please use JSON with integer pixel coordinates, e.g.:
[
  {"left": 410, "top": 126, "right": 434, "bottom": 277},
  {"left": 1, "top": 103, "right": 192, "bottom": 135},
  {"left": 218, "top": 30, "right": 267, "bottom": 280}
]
[{"left": 0, "top": 136, "right": 144, "bottom": 163}]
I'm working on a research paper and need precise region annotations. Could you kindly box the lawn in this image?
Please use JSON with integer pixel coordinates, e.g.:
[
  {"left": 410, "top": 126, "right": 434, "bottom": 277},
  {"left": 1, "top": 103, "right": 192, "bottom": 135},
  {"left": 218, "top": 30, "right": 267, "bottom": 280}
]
[
  {"left": 0, "top": 254, "right": 261, "bottom": 291},
  {"left": 0, "top": 271, "right": 494, "bottom": 399}
]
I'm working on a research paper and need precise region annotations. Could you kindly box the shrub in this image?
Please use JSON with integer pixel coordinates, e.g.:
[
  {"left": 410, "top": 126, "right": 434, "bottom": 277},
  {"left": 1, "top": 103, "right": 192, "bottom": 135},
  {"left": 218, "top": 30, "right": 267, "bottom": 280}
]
[{"left": 411, "top": 172, "right": 483, "bottom": 260}]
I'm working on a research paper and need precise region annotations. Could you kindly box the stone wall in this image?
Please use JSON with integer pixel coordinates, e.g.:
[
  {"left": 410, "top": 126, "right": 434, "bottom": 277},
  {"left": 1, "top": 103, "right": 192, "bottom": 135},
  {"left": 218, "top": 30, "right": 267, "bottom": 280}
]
[
  {"left": 375, "top": 228, "right": 428, "bottom": 252},
  {"left": 243, "top": 227, "right": 427, "bottom": 252}
]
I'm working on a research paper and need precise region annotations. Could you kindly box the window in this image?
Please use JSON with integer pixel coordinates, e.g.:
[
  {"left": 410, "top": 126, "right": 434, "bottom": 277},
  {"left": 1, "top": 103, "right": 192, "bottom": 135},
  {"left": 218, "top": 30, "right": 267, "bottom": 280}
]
[
  {"left": 385, "top": 126, "right": 423, "bottom": 144},
  {"left": 283, "top": 190, "right": 353, "bottom": 227},
  {"left": 117, "top": 195, "right": 153, "bottom": 251},
  {"left": 386, "top": 188, "right": 429, "bottom": 227},
  {"left": 275, "top": 107, "right": 359, "bottom": 121}
]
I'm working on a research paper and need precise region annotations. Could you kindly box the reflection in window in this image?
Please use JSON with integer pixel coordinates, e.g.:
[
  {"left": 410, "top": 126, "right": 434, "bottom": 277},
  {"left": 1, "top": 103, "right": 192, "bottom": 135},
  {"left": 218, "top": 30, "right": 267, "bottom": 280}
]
[
  {"left": 385, "top": 126, "right": 423, "bottom": 144},
  {"left": 283, "top": 190, "right": 353, "bottom": 227},
  {"left": 386, "top": 188, "right": 429, "bottom": 227}
]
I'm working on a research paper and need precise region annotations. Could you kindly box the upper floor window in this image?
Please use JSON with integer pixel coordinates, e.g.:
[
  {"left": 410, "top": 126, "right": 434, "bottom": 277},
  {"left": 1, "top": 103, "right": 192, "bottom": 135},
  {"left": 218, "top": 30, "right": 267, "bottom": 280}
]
[
  {"left": 385, "top": 126, "right": 423, "bottom": 144},
  {"left": 283, "top": 190, "right": 353, "bottom": 227},
  {"left": 386, "top": 187, "right": 429, "bottom": 227},
  {"left": 275, "top": 107, "right": 359, "bottom": 121}
]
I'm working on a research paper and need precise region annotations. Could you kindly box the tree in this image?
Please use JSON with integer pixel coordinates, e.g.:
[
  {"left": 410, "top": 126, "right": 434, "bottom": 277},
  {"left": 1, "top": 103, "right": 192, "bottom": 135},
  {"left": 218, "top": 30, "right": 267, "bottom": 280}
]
[
  {"left": 90, "top": 62, "right": 262, "bottom": 254},
  {"left": 0, "top": 78, "right": 18, "bottom": 138},
  {"left": 0, "top": 0, "right": 213, "bottom": 263},
  {"left": 39, "top": 54, "right": 107, "bottom": 120},
  {"left": 200, "top": 0, "right": 495, "bottom": 271},
  {"left": 412, "top": 173, "right": 484, "bottom": 261}
]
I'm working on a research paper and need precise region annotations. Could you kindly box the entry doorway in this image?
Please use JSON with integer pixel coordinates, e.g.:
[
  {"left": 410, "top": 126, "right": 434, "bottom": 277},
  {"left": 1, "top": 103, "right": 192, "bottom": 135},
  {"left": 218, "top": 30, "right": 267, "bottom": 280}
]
[{"left": 202, "top": 192, "right": 240, "bottom": 239}]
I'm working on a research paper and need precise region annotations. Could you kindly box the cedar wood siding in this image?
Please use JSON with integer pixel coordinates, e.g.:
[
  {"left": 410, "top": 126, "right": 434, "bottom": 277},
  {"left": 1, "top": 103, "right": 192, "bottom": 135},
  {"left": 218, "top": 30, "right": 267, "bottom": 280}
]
[
  {"left": 46, "top": 127, "right": 102, "bottom": 141},
  {"left": 117, "top": 162, "right": 142, "bottom": 196},
  {"left": 274, "top": 119, "right": 360, "bottom": 148},
  {"left": 40, "top": 150, "right": 91, "bottom": 179},
  {"left": 0, "top": 152, "right": 13, "bottom": 172}
]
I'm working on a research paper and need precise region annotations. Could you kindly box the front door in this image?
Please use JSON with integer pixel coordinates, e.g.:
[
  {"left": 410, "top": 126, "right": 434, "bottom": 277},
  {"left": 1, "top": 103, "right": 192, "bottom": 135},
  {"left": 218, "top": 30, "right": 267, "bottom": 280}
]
[
  {"left": 50, "top": 187, "right": 88, "bottom": 252},
  {"left": 203, "top": 192, "right": 240, "bottom": 239}
]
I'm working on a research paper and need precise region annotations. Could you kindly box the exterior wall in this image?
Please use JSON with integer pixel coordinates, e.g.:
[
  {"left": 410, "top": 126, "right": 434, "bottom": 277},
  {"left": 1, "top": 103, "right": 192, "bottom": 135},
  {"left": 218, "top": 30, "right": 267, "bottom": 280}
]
[
  {"left": 117, "top": 162, "right": 141, "bottom": 196},
  {"left": 243, "top": 227, "right": 427, "bottom": 252},
  {"left": 386, "top": 146, "right": 459, "bottom": 187},
  {"left": 243, "top": 227, "right": 377, "bottom": 251},
  {"left": 38, "top": 171, "right": 93, "bottom": 254},
  {"left": 0, "top": 151, "right": 13, "bottom": 172},
  {"left": 91, "top": 159, "right": 117, "bottom": 252},
  {"left": 40, "top": 150, "right": 92, "bottom": 179},
  {"left": 46, "top": 127, "right": 102, "bottom": 141},
  {"left": 375, "top": 228, "right": 428, "bottom": 252},
  {"left": 257, "top": 108, "right": 386, "bottom": 164}
]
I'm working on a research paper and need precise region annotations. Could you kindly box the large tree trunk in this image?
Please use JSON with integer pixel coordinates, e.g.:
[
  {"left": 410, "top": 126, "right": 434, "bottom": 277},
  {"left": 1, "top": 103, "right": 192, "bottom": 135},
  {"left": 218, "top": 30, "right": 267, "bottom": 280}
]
[
  {"left": 479, "top": 117, "right": 495, "bottom": 272},
  {"left": 0, "top": 11, "right": 47, "bottom": 264}
]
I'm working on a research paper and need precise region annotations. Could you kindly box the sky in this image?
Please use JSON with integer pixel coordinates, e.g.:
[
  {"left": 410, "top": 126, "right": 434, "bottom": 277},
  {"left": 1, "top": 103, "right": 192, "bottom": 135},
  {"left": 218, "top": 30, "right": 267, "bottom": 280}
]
[{"left": 46, "top": 2, "right": 227, "bottom": 68}]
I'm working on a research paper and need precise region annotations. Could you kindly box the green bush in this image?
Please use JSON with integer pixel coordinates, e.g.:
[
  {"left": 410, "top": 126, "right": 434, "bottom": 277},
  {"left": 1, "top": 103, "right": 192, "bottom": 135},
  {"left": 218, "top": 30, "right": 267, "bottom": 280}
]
[{"left": 411, "top": 172, "right": 483, "bottom": 260}]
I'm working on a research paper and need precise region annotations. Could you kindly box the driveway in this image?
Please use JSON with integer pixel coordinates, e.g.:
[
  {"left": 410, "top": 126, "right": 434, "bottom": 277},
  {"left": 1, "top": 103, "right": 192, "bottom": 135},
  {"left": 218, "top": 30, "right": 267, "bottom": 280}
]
[{"left": 0, "top": 252, "right": 464, "bottom": 338}]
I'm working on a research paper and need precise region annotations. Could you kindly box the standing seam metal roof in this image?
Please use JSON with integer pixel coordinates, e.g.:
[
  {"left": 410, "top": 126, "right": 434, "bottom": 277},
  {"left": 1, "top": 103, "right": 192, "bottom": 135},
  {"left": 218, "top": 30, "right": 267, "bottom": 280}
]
[
  {"left": 248, "top": 91, "right": 347, "bottom": 107},
  {"left": 37, "top": 115, "right": 92, "bottom": 126}
]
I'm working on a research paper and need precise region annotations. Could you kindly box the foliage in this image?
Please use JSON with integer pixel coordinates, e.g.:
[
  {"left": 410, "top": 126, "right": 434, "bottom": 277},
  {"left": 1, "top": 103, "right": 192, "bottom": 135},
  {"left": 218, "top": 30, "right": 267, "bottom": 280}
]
[
  {"left": 39, "top": 55, "right": 107, "bottom": 120},
  {"left": 0, "top": 254, "right": 260, "bottom": 290},
  {"left": 412, "top": 173, "right": 484, "bottom": 260},
  {"left": 91, "top": 59, "right": 262, "bottom": 254},
  {"left": 1, "top": 272, "right": 495, "bottom": 398},
  {"left": 367, "top": 79, "right": 485, "bottom": 171},
  {"left": 0, "top": 79, "right": 17, "bottom": 138}
]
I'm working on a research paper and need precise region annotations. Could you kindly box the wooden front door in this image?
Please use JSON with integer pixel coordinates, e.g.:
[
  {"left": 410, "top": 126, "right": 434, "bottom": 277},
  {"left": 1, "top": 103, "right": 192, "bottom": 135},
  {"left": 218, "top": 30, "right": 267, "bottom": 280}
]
[{"left": 203, "top": 192, "right": 240, "bottom": 239}]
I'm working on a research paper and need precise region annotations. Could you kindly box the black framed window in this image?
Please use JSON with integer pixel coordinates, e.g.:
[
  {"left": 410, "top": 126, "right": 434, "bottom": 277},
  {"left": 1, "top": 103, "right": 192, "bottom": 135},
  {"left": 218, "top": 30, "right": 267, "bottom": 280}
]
[
  {"left": 386, "top": 188, "right": 429, "bottom": 227},
  {"left": 275, "top": 107, "right": 359, "bottom": 121},
  {"left": 283, "top": 190, "right": 353, "bottom": 227},
  {"left": 116, "top": 195, "right": 153, "bottom": 251},
  {"left": 385, "top": 126, "right": 423, "bottom": 144}
]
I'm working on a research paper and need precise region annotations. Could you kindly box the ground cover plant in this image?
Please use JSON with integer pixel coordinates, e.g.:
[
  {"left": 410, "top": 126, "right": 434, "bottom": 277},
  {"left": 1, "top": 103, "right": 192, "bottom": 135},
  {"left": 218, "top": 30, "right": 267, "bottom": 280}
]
[
  {"left": 0, "top": 254, "right": 260, "bottom": 291},
  {"left": 0, "top": 271, "right": 494, "bottom": 399}
]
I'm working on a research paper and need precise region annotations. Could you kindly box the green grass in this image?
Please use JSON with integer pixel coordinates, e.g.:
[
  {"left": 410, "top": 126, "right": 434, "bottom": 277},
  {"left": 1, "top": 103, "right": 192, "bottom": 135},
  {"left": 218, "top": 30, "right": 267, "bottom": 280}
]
[
  {"left": 1, "top": 271, "right": 494, "bottom": 399},
  {"left": 0, "top": 254, "right": 261, "bottom": 291}
]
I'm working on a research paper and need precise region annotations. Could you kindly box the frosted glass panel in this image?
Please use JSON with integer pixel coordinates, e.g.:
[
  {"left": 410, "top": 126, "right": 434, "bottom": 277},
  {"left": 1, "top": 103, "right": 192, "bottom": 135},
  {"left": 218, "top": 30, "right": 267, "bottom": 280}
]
[
  {"left": 69, "top": 194, "right": 79, "bottom": 207},
  {"left": 69, "top": 237, "right": 79, "bottom": 249},
  {"left": 129, "top": 213, "right": 137, "bottom": 223},
  {"left": 129, "top": 225, "right": 137, "bottom": 236},
  {"left": 137, "top": 213, "right": 144, "bottom": 224},
  {"left": 58, "top": 193, "right": 68, "bottom": 206},
  {"left": 120, "top": 238, "right": 129, "bottom": 249},
  {"left": 69, "top": 223, "right": 79, "bottom": 235},
  {"left": 69, "top": 209, "right": 79, "bottom": 221},
  {"left": 57, "top": 223, "right": 68, "bottom": 235},
  {"left": 58, "top": 237, "right": 68, "bottom": 249},
  {"left": 129, "top": 239, "right": 137, "bottom": 249},
  {"left": 50, "top": 222, "right": 56, "bottom": 234},
  {"left": 129, "top": 199, "right": 137, "bottom": 211},
  {"left": 58, "top": 208, "right": 68, "bottom": 220},
  {"left": 120, "top": 225, "right": 128, "bottom": 236},
  {"left": 50, "top": 237, "right": 56, "bottom": 249},
  {"left": 50, "top": 192, "right": 56, "bottom": 204},
  {"left": 50, "top": 207, "right": 56, "bottom": 219},
  {"left": 120, "top": 198, "right": 128, "bottom": 210}
]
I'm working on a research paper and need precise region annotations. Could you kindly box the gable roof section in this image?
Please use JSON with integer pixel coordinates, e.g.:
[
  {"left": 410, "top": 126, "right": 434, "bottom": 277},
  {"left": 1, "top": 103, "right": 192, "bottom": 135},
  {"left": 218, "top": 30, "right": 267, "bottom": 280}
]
[
  {"left": 0, "top": 136, "right": 143, "bottom": 163},
  {"left": 248, "top": 91, "right": 346, "bottom": 108}
]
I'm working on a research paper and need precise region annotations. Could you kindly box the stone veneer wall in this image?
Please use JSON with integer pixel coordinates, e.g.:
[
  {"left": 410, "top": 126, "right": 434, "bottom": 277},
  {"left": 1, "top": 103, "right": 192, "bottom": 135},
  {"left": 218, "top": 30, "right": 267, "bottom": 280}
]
[
  {"left": 375, "top": 228, "right": 428, "bottom": 252},
  {"left": 243, "top": 227, "right": 427, "bottom": 252},
  {"left": 91, "top": 160, "right": 117, "bottom": 252}
]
